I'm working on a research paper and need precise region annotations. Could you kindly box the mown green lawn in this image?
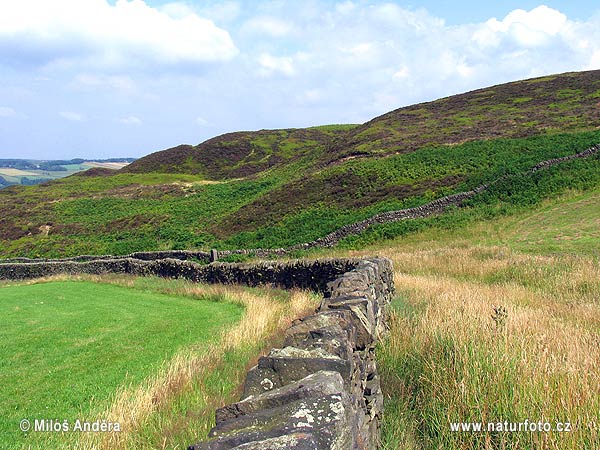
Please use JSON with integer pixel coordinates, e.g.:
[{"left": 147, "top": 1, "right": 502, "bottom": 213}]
[{"left": 0, "top": 280, "right": 242, "bottom": 449}]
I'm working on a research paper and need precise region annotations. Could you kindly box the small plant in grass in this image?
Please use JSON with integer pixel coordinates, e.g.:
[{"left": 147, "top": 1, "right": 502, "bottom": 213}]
[{"left": 491, "top": 304, "right": 508, "bottom": 333}]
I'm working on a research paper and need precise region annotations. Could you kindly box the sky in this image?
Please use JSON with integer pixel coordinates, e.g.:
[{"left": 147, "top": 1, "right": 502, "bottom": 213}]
[{"left": 1, "top": 1, "right": 600, "bottom": 160}]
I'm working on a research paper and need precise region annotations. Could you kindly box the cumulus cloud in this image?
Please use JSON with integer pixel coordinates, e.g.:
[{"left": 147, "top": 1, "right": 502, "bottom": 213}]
[
  {"left": 473, "top": 5, "right": 569, "bottom": 48},
  {"left": 160, "top": 2, "right": 197, "bottom": 19},
  {"left": 233, "top": 3, "right": 600, "bottom": 122},
  {"left": 0, "top": 0, "right": 238, "bottom": 69}
]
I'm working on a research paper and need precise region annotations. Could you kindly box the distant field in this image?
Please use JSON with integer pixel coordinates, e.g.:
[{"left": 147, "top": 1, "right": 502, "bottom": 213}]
[
  {"left": 0, "top": 279, "right": 242, "bottom": 449},
  {"left": 0, "top": 168, "right": 39, "bottom": 176},
  {"left": 82, "top": 161, "right": 129, "bottom": 170},
  {"left": 0, "top": 159, "right": 132, "bottom": 189}
]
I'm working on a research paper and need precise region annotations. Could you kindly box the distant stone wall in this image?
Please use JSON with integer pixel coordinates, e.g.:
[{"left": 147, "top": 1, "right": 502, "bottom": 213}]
[
  {"left": 3, "top": 143, "right": 597, "bottom": 266},
  {"left": 0, "top": 250, "right": 212, "bottom": 264},
  {"left": 0, "top": 257, "right": 360, "bottom": 292},
  {"left": 188, "top": 257, "right": 394, "bottom": 450}
]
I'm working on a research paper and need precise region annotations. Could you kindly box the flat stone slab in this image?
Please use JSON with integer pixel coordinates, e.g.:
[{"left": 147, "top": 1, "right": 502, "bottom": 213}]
[
  {"left": 189, "top": 388, "right": 354, "bottom": 449},
  {"left": 242, "top": 348, "right": 352, "bottom": 398},
  {"left": 218, "top": 371, "right": 344, "bottom": 423}
]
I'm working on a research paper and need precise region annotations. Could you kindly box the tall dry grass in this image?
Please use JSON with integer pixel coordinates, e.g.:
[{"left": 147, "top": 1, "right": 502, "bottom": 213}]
[{"left": 375, "top": 246, "right": 600, "bottom": 449}]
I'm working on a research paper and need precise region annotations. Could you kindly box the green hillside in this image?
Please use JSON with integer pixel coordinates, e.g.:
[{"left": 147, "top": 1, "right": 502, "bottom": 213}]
[{"left": 1, "top": 70, "right": 600, "bottom": 258}]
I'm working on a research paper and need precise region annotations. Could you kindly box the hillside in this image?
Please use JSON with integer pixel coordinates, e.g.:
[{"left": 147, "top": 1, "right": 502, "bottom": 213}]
[
  {"left": 125, "top": 126, "right": 355, "bottom": 179},
  {"left": 1, "top": 70, "right": 600, "bottom": 258},
  {"left": 127, "top": 70, "right": 600, "bottom": 174}
]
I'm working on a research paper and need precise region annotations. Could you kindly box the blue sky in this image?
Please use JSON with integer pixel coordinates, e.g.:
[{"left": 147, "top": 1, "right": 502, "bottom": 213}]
[{"left": 1, "top": 1, "right": 600, "bottom": 159}]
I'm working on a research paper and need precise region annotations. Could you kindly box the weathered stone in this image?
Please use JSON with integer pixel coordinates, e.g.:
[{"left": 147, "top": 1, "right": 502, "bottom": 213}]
[
  {"left": 191, "top": 393, "right": 354, "bottom": 450},
  {"left": 286, "top": 311, "right": 357, "bottom": 346},
  {"left": 318, "top": 298, "right": 376, "bottom": 349},
  {"left": 189, "top": 432, "right": 320, "bottom": 450},
  {"left": 218, "top": 371, "right": 344, "bottom": 423},
  {"left": 284, "top": 321, "right": 354, "bottom": 360},
  {"left": 242, "top": 348, "right": 352, "bottom": 398},
  {"left": 228, "top": 432, "right": 320, "bottom": 449}
]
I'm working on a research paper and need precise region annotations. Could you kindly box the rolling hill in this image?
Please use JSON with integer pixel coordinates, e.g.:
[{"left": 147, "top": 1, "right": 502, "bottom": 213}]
[{"left": 1, "top": 70, "right": 600, "bottom": 258}]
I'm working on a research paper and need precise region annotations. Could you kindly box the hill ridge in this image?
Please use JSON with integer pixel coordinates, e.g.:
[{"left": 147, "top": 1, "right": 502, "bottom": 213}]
[
  {"left": 125, "top": 69, "right": 600, "bottom": 179},
  {"left": 2, "top": 69, "right": 600, "bottom": 258}
]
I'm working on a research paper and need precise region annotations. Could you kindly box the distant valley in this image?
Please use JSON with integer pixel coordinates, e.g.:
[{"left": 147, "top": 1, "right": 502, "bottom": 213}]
[{"left": 0, "top": 158, "right": 135, "bottom": 188}]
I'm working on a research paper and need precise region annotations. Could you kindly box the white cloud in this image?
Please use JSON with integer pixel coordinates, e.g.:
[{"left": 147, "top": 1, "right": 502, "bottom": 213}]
[
  {"left": 59, "top": 111, "right": 84, "bottom": 122},
  {"left": 0, "top": 0, "right": 238, "bottom": 69},
  {"left": 119, "top": 116, "right": 142, "bottom": 126},
  {"left": 242, "top": 16, "right": 293, "bottom": 37},
  {"left": 160, "top": 2, "right": 196, "bottom": 19},
  {"left": 587, "top": 50, "right": 600, "bottom": 70},
  {"left": 236, "top": 3, "right": 600, "bottom": 120},
  {"left": 0, "top": 106, "right": 27, "bottom": 119},
  {"left": 258, "top": 53, "right": 295, "bottom": 76},
  {"left": 473, "top": 6, "right": 569, "bottom": 48}
]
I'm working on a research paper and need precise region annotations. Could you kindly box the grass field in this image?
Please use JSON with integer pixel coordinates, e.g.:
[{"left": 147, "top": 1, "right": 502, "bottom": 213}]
[
  {"left": 0, "top": 277, "right": 318, "bottom": 449},
  {"left": 0, "top": 168, "right": 40, "bottom": 177},
  {"left": 332, "top": 188, "right": 600, "bottom": 449},
  {"left": 0, "top": 280, "right": 242, "bottom": 448}
]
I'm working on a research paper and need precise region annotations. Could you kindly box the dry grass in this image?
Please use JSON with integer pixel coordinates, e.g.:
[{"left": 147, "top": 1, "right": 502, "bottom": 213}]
[{"left": 374, "top": 245, "right": 600, "bottom": 449}]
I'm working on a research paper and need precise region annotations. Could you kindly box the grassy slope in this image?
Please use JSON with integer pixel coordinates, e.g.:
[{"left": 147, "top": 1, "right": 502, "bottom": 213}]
[
  {"left": 0, "top": 280, "right": 242, "bottom": 449},
  {"left": 1, "top": 70, "right": 600, "bottom": 258},
  {"left": 452, "top": 188, "right": 600, "bottom": 255},
  {"left": 324, "top": 189, "right": 600, "bottom": 449}
]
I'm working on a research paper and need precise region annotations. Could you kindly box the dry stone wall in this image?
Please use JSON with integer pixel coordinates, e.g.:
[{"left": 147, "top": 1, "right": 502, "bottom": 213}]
[
  {"left": 188, "top": 257, "right": 394, "bottom": 450},
  {"left": 0, "top": 257, "right": 359, "bottom": 292}
]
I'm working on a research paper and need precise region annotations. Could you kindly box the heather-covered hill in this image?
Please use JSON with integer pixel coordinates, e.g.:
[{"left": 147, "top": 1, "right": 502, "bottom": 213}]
[
  {"left": 326, "top": 70, "right": 600, "bottom": 162},
  {"left": 124, "top": 125, "right": 356, "bottom": 180},
  {"left": 1, "top": 70, "right": 600, "bottom": 258},
  {"left": 126, "top": 70, "right": 600, "bottom": 173}
]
